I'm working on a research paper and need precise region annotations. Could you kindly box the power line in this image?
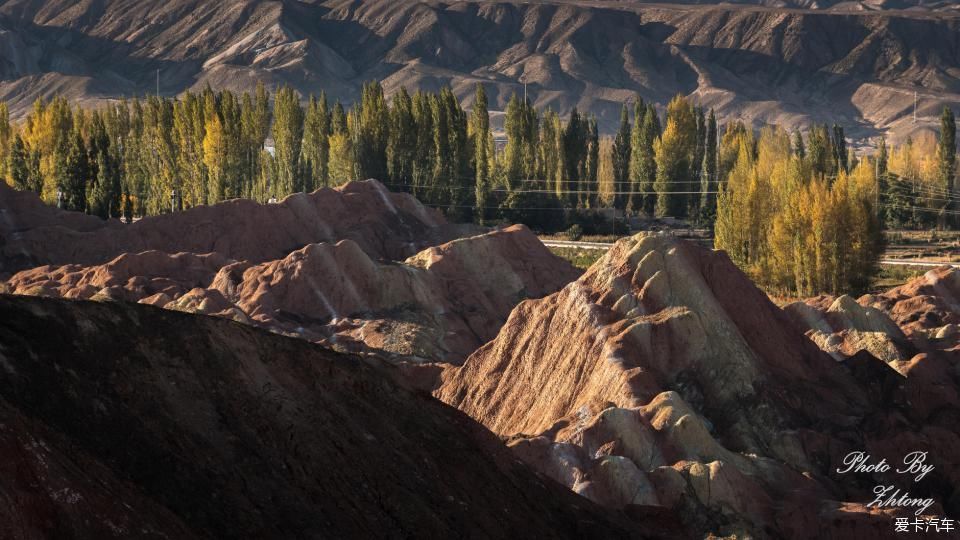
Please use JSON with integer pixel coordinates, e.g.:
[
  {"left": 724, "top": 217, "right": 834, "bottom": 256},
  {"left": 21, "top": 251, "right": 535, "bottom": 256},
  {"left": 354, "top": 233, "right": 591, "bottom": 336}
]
[
  {"left": 880, "top": 203, "right": 960, "bottom": 216},
  {"left": 423, "top": 203, "right": 587, "bottom": 212},
  {"left": 377, "top": 182, "right": 716, "bottom": 196},
  {"left": 517, "top": 179, "right": 710, "bottom": 185},
  {"left": 884, "top": 177, "right": 960, "bottom": 204},
  {"left": 497, "top": 190, "right": 718, "bottom": 195}
]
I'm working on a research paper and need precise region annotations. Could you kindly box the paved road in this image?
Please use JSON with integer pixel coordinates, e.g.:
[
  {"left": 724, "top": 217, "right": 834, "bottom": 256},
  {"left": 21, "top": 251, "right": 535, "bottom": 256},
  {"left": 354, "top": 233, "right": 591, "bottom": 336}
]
[
  {"left": 878, "top": 259, "right": 960, "bottom": 268},
  {"left": 541, "top": 239, "right": 614, "bottom": 250},
  {"left": 542, "top": 238, "right": 960, "bottom": 268}
]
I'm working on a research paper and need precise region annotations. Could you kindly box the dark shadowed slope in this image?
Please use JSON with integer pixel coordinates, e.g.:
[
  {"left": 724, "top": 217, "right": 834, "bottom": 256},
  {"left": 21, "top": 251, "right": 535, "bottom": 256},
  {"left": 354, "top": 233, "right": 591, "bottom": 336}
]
[{"left": 0, "top": 293, "right": 660, "bottom": 539}]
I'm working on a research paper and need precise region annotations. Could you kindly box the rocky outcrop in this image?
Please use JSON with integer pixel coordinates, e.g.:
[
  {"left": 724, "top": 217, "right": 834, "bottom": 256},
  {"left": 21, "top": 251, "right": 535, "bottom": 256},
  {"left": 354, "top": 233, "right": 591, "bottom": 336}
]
[
  {"left": 6, "top": 250, "right": 231, "bottom": 301},
  {"left": 223, "top": 224, "right": 578, "bottom": 363},
  {"left": 784, "top": 294, "right": 916, "bottom": 362},
  {"left": 0, "top": 293, "right": 651, "bottom": 539},
  {"left": 785, "top": 266, "right": 960, "bottom": 365},
  {"left": 6, "top": 224, "right": 579, "bottom": 364},
  {"left": 0, "top": 179, "right": 454, "bottom": 276},
  {"left": 864, "top": 266, "right": 960, "bottom": 349},
  {"left": 436, "top": 233, "right": 960, "bottom": 538}
]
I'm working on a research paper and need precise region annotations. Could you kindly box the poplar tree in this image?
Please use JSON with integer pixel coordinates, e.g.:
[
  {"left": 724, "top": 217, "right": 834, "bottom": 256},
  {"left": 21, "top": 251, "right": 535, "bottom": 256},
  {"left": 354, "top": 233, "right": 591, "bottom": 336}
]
[
  {"left": 470, "top": 84, "right": 492, "bottom": 224},
  {"left": 699, "top": 109, "right": 719, "bottom": 224},
  {"left": 448, "top": 87, "right": 472, "bottom": 220},
  {"left": 654, "top": 95, "right": 696, "bottom": 218},
  {"left": 430, "top": 87, "right": 470, "bottom": 218},
  {"left": 254, "top": 81, "right": 271, "bottom": 146},
  {"left": 586, "top": 116, "right": 599, "bottom": 208},
  {"left": 612, "top": 103, "right": 631, "bottom": 211},
  {"left": 219, "top": 90, "right": 244, "bottom": 198},
  {"left": 793, "top": 130, "right": 805, "bottom": 160},
  {"left": 86, "top": 111, "right": 120, "bottom": 218},
  {"left": 563, "top": 108, "right": 589, "bottom": 208},
  {"left": 331, "top": 101, "right": 348, "bottom": 135},
  {"left": 521, "top": 96, "right": 539, "bottom": 182},
  {"left": 355, "top": 81, "right": 389, "bottom": 181},
  {"left": 597, "top": 137, "right": 615, "bottom": 207},
  {"left": 411, "top": 91, "right": 435, "bottom": 200},
  {"left": 65, "top": 129, "right": 89, "bottom": 211},
  {"left": 432, "top": 91, "right": 451, "bottom": 206},
  {"left": 833, "top": 124, "right": 848, "bottom": 174},
  {"left": 503, "top": 93, "right": 524, "bottom": 189},
  {"left": 387, "top": 88, "right": 416, "bottom": 191},
  {"left": 303, "top": 92, "right": 331, "bottom": 189},
  {"left": 0, "top": 102, "right": 9, "bottom": 181},
  {"left": 203, "top": 113, "right": 228, "bottom": 203},
  {"left": 689, "top": 106, "right": 706, "bottom": 218},
  {"left": 808, "top": 124, "right": 835, "bottom": 180},
  {"left": 273, "top": 85, "right": 305, "bottom": 196},
  {"left": 553, "top": 112, "right": 566, "bottom": 200},
  {"left": 7, "top": 134, "right": 28, "bottom": 191},
  {"left": 538, "top": 109, "right": 561, "bottom": 193},
  {"left": 631, "top": 103, "right": 659, "bottom": 214},
  {"left": 174, "top": 92, "right": 206, "bottom": 206},
  {"left": 877, "top": 136, "right": 888, "bottom": 177},
  {"left": 327, "top": 126, "right": 353, "bottom": 186},
  {"left": 628, "top": 100, "right": 644, "bottom": 213},
  {"left": 247, "top": 82, "right": 272, "bottom": 197},
  {"left": 937, "top": 106, "right": 956, "bottom": 227}
]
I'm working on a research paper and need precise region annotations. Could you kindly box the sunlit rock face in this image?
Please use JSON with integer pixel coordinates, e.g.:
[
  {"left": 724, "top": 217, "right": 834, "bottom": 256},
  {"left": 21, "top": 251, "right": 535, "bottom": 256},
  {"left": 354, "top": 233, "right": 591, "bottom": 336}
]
[
  {"left": 786, "top": 266, "right": 960, "bottom": 363},
  {"left": 784, "top": 294, "right": 916, "bottom": 363},
  {"left": 437, "top": 233, "right": 960, "bottom": 538},
  {"left": 864, "top": 267, "right": 960, "bottom": 350}
]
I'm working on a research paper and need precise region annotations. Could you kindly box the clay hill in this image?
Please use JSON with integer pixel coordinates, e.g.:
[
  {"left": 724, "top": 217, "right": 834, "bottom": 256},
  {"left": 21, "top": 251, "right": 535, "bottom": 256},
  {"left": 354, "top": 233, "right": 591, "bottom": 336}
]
[
  {"left": 0, "top": 0, "right": 958, "bottom": 142},
  {"left": 1, "top": 180, "right": 579, "bottom": 364},
  {"left": 0, "top": 179, "right": 464, "bottom": 277},
  {"left": 4, "top": 224, "right": 578, "bottom": 364},
  {"left": 0, "top": 293, "right": 672, "bottom": 538},
  {"left": 785, "top": 265, "right": 960, "bottom": 361},
  {"left": 436, "top": 233, "right": 960, "bottom": 538}
]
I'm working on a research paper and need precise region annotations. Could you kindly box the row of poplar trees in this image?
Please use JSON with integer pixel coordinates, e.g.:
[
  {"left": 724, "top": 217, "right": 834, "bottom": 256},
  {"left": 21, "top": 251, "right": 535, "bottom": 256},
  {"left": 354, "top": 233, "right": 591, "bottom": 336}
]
[
  {"left": 0, "top": 82, "right": 487, "bottom": 222},
  {"left": 0, "top": 84, "right": 727, "bottom": 227},
  {"left": 501, "top": 93, "right": 721, "bottom": 224}
]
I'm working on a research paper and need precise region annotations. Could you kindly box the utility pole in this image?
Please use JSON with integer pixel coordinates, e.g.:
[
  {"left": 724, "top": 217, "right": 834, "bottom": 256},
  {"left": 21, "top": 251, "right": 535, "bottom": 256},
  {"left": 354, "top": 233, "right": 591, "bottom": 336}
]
[
  {"left": 875, "top": 151, "right": 880, "bottom": 219},
  {"left": 157, "top": 69, "right": 160, "bottom": 98}
]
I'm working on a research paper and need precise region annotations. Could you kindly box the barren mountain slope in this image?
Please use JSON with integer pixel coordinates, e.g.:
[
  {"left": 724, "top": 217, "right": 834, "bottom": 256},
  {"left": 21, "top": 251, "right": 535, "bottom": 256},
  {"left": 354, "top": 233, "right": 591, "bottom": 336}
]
[
  {"left": 0, "top": 0, "right": 957, "bottom": 141},
  {"left": 0, "top": 293, "right": 663, "bottom": 538},
  {"left": 436, "top": 233, "right": 960, "bottom": 538},
  {"left": 0, "top": 179, "right": 461, "bottom": 277}
]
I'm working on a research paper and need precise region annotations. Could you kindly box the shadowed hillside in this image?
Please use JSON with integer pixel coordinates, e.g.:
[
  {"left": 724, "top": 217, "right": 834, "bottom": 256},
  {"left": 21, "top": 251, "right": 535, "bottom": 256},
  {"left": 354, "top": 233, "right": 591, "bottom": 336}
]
[{"left": 0, "top": 293, "right": 671, "bottom": 538}]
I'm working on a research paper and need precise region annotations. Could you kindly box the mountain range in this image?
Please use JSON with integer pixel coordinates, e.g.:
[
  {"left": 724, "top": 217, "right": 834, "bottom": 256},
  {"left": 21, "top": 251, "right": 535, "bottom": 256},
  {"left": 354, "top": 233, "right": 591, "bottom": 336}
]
[{"left": 0, "top": 0, "right": 958, "bottom": 142}]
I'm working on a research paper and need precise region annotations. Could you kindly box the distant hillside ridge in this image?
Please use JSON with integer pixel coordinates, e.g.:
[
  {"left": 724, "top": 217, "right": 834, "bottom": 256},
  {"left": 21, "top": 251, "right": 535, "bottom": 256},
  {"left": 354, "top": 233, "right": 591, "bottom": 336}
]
[{"left": 0, "top": 0, "right": 958, "bottom": 142}]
